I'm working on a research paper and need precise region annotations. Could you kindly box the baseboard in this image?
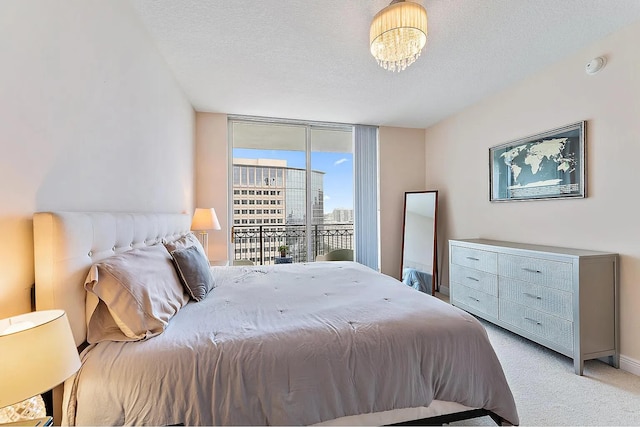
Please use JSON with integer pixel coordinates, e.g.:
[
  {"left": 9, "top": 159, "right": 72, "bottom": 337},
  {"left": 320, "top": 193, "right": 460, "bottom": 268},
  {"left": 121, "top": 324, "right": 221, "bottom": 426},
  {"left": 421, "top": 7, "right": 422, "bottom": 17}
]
[{"left": 620, "top": 354, "right": 640, "bottom": 376}]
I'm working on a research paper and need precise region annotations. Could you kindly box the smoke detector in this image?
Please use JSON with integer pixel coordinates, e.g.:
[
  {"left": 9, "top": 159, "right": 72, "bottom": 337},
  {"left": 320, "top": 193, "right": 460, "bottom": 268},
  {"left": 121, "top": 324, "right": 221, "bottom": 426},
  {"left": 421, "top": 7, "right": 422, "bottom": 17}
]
[{"left": 585, "top": 57, "right": 606, "bottom": 75}]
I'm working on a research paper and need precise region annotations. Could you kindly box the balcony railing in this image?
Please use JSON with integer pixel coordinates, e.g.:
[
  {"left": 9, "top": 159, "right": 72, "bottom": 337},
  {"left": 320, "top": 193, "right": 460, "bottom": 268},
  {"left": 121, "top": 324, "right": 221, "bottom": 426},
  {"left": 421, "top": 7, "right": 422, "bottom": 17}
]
[{"left": 232, "top": 224, "right": 354, "bottom": 265}]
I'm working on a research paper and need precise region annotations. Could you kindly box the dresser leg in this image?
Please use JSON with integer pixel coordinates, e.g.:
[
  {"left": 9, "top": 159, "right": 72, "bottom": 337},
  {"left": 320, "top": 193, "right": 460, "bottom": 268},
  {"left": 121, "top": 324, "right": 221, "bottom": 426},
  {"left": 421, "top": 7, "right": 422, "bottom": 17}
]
[
  {"left": 609, "top": 354, "right": 620, "bottom": 369},
  {"left": 574, "top": 359, "right": 584, "bottom": 375}
]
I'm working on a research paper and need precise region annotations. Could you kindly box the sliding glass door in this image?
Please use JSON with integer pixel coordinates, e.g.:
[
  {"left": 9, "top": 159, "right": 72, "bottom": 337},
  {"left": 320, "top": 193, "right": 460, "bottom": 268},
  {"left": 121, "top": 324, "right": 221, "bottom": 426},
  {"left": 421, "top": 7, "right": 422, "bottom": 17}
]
[
  {"left": 229, "top": 118, "right": 354, "bottom": 265},
  {"left": 310, "top": 128, "right": 354, "bottom": 259}
]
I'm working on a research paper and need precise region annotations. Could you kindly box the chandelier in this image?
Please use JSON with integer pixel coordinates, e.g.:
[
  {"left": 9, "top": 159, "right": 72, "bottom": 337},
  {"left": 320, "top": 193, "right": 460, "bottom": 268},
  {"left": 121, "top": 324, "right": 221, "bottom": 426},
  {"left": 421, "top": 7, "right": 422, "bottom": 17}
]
[{"left": 370, "top": 0, "right": 428, "bottom": 72}]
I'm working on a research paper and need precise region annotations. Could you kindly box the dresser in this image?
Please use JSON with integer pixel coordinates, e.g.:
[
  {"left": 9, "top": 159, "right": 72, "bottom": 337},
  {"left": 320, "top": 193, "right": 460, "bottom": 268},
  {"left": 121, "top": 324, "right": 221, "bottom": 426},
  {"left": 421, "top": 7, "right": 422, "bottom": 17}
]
[{"left": 449, "top": 239, "right": 618, "bottom": 375}]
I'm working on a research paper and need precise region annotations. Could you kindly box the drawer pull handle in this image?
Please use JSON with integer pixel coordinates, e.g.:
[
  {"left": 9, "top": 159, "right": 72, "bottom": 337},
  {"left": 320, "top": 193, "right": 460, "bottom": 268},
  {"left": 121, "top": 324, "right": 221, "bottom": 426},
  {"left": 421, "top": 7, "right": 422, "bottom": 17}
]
[
  {"left": 523, "top": 292, "right": 542, "bottom": 300},
  {"left": 466, "top": 276, "right": 480, "bottom": 282},
  {"left": 522, "top": 267, "right": 542, "bottom": 274},
  {"left": 466, "top": 257, "right": 480, "bottom": 261},
  {"left": 468, "top": 296, "right": 480, "bottom": 302},
  {"left": 524, "top": 317, "right": 541, "bottom": 325}
]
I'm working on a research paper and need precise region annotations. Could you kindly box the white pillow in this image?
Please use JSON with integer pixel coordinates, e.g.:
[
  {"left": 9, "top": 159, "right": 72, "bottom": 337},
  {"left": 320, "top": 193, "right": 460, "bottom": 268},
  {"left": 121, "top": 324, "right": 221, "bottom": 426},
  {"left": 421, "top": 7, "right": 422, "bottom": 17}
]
[
  {"left": 163, "top": 232, "right": 207, "bottom": 260},
  {"left": 85, "top": 244, "right": 189, "bottom": 343}
]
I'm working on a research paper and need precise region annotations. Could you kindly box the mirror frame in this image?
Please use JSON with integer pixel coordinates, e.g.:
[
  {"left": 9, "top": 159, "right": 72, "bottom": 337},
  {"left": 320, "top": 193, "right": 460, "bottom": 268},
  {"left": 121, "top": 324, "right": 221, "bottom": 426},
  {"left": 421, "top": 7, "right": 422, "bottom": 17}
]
[{"left": 400, "top": 190, "right": 439, "bottom": 296}]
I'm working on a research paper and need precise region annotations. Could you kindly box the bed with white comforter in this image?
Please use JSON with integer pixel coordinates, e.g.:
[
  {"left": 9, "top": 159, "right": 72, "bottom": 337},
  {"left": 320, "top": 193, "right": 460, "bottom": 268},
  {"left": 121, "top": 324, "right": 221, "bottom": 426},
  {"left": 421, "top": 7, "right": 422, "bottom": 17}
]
[
  {"left": 33, "top": 212, "right": 517, "bottom": 426},
  {"left": 64, "top": 261, "right": 518, "bottom": 426}
]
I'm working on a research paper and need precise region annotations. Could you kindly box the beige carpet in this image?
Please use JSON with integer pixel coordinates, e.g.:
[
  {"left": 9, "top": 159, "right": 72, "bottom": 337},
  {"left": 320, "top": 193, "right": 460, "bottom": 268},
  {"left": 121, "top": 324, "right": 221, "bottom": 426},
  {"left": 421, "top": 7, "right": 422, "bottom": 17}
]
[{"left": 452, "top": 318, "right": 640, "bottom": 426}]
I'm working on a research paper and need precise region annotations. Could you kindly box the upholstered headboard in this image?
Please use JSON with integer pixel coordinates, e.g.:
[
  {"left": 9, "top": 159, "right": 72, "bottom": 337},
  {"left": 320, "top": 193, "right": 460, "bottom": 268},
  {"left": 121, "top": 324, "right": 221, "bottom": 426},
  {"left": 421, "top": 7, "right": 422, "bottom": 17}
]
[{"left": 33, "top": 212, "right": 191, "bottom": 346}]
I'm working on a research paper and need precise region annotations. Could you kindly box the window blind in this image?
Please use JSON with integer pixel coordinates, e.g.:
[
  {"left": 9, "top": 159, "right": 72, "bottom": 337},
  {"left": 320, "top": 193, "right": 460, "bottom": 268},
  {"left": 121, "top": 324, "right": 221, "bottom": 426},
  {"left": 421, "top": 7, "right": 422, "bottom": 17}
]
[{"left": 354, "top": 125, "right": 379, "bottom": 270}]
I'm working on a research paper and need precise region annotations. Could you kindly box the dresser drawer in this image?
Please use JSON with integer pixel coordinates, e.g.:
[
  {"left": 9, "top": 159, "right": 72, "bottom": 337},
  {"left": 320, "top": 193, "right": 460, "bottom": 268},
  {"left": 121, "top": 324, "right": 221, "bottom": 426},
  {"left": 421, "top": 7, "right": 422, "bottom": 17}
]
[
  {"left": 498, "top": 253, "right": 572, "bottom": 291},
  {"left": 499, "top": 299, "right": 573, "bottom": 351},
  {"left": 499, "top": 277, "right": 572, "bottom": 321},
  {"left": 450, "top": 246, "right": 497, "bottom": 274},
  {"left": 451, "top": 283, "right": 498, "bottom": 319},
  {"left": 450, "top": 265, "right": 498, "bottom": 296}
]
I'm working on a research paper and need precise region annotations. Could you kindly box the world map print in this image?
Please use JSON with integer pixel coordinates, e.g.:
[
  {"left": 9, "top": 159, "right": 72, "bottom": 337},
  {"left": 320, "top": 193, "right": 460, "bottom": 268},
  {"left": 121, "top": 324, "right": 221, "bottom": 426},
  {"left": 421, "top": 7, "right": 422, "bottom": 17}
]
[
  {"left": 500, "top": 137, "right": 576, "bottom": 189},
  {"left": 490, "top": 124, "right": 584, "bottom": 201}
]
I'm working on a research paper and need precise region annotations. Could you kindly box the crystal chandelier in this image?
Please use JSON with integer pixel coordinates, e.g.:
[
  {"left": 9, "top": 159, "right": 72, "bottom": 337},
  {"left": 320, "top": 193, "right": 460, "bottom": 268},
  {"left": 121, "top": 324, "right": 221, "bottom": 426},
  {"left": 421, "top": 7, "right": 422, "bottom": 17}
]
[{"left": 370, "top": 0, "right": 428, "bottom": 72}]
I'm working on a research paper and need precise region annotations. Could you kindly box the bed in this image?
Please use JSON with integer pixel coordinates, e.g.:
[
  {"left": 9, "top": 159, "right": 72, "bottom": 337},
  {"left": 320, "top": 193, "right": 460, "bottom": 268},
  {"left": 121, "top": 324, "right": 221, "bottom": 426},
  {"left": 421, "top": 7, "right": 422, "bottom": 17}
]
[{"left": 33, "top": 211, "right": 519, "bottom": 426}]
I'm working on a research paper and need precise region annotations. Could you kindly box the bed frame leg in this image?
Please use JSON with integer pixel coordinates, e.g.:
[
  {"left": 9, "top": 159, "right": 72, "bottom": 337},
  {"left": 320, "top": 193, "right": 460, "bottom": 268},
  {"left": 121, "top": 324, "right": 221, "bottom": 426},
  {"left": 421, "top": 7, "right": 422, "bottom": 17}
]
[
  {"left": 489, "top": 412, "right": 508, "bottom": 426},
  {"left": 388, "top": 409, "right": 509, "bottom": 426}
]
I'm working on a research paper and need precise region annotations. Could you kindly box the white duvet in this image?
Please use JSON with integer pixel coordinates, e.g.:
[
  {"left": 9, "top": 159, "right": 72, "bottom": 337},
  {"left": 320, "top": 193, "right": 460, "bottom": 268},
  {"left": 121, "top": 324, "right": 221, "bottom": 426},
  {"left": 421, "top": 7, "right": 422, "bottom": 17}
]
[{"left": 65, "top": 261, "right": 518, "bottom": 426}]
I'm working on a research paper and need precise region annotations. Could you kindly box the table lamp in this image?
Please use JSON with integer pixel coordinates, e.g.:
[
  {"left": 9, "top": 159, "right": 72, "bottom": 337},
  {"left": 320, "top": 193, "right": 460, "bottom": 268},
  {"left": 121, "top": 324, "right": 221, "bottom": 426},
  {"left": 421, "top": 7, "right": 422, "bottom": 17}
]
[
  {"left": 191, "top": 208, "right": 221, "bottom": 260},
  {"left": 0, "top": 310, "right": 81, "bottom": 422}
]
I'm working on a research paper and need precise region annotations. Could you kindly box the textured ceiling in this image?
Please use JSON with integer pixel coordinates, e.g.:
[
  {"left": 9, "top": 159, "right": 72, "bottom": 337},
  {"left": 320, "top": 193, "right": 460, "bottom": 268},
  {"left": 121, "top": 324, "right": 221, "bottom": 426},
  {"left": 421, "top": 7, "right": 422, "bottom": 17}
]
[{"left": 130, "top": 0, "right": 640, "bottom": 128}]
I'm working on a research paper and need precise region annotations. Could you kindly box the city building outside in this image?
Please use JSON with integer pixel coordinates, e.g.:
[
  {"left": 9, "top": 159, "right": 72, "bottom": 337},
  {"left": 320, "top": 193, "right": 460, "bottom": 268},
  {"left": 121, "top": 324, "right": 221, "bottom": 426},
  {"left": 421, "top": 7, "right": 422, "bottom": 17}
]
[{"left": 232, "top": 158, "right": 353, "bottom": 264}]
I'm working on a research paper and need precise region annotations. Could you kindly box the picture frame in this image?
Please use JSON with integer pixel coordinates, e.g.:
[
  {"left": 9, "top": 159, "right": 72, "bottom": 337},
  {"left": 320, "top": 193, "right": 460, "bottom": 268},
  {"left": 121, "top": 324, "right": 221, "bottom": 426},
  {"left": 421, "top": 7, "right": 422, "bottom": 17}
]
[{"left": 489, "top": 121, "right": 586, "bottom": 202}]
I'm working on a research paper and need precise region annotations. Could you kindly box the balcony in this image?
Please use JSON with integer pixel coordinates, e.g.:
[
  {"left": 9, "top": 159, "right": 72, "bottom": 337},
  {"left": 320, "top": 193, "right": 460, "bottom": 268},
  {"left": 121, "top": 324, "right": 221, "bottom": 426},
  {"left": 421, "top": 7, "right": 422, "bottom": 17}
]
[{"left": 232, "top": 223, "right": 354, "bottom": 265}]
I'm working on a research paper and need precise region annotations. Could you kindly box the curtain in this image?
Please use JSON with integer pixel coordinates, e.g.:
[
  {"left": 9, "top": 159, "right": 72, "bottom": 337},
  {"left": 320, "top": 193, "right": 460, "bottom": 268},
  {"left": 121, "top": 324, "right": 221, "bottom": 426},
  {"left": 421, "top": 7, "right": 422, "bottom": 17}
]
[{"left": 353, "top": 125, "right": 379, "bottom": 270}]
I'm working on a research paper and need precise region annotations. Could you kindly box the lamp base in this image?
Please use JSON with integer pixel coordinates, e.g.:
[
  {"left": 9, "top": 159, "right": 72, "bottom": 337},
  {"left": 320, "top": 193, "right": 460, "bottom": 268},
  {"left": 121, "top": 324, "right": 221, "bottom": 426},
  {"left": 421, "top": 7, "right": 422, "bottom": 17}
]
[
  {"left": 0, "top": 396, "right": 46, "bottom": 423},
  {"left": 196, "top": 231, "right": 209, "bottom": 260}
]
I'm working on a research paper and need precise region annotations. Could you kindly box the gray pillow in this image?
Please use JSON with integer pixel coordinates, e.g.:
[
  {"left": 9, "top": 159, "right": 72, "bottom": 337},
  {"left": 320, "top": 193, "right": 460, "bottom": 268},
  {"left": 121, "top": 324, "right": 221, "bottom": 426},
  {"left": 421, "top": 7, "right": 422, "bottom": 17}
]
[{"left": 171, "top": 245, "right": 215, "bottom": 301}]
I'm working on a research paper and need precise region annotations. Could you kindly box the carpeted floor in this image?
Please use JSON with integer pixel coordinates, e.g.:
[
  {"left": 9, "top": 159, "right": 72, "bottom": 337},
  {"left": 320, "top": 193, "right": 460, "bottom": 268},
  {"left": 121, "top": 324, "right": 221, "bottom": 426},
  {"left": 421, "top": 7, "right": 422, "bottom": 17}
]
[{"left": 451, "top": 318, "right": 640, "bottom": 426}]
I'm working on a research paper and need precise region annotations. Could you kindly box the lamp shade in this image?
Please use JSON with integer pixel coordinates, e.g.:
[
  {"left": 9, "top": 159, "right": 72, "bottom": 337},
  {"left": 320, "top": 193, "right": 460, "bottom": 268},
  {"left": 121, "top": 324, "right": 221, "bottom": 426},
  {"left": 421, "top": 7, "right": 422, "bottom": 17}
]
[
  {"left": 0, "top": 310, "right": 81, "bottom": 408},
  {"left": 191, "top": 208, "right": 221, "bottom": 231},
  {"left": 370, "top": 0, "right": 428, "bottom": 72}
]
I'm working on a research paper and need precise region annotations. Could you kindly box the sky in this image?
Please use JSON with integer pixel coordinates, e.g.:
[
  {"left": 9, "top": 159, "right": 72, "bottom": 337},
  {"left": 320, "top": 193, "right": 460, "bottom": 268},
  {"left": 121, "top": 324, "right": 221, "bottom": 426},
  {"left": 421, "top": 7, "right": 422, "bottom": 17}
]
[{"left": 233, "top": 148, "right": 353, "bottom": 213}]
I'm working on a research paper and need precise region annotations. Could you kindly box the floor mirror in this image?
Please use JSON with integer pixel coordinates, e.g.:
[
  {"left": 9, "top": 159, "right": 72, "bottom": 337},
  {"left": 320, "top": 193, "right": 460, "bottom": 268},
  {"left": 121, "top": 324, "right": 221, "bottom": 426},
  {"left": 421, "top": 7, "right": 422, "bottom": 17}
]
[{"left": 400, "top": 190, "right": 438, "bottom": 295}]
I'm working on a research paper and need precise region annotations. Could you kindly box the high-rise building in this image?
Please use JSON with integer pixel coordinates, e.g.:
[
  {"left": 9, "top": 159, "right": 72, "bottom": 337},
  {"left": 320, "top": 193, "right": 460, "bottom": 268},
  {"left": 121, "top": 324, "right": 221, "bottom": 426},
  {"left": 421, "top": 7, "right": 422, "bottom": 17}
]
[
  {"left": 232, "top": 158, "right": 325, "bottom": 263},
  {"left": 284, "top": 168, "right": 325, "bottom": 225},
  {"left": 232, "top": 158, "right": 287, "bottom": 227},
  {"left": 333, "top": 208, "right": 354, "bottom": 223}
]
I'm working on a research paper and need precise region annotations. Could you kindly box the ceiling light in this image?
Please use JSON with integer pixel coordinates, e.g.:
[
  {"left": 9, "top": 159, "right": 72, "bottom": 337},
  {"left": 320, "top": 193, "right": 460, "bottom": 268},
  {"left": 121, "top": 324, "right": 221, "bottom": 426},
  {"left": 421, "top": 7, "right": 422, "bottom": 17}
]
[{"left": 370, "top": 0, "right": 428, "bottom": 72}]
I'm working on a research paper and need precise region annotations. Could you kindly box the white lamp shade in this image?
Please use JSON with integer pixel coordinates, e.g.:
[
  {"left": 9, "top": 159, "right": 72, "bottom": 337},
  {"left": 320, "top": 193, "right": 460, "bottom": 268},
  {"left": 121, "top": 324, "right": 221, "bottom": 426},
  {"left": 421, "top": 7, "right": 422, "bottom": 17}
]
[
  {"left": 191, "top": 208, "right": 221, "bottom": 231},
  {"left": 0, "top": 310, "right": 81, "bottom": 408},
  {"left": 370, "top": 0, "right": 428, "bottom": 72}
]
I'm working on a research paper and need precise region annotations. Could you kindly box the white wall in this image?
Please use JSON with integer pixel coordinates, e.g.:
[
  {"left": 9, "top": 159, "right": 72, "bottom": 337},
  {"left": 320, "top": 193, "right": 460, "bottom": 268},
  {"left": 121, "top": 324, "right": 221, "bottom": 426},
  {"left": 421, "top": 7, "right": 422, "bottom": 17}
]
[
  {"left": 0, "top": 0, "right": 195, "bottom": 317},
  {"left": 379, "top": 127, "right": 426, "bottom": 279},
  {"left": 195, "top": 112, "right": 229, "bottom": 261},
  {"left": 425, "top": 20, "right": 640, "bottom": 367}
]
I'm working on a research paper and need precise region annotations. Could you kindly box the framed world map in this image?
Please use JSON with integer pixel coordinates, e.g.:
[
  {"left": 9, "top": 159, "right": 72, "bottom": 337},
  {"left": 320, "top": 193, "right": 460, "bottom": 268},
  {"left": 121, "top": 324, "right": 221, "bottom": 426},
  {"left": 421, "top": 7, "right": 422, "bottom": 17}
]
[{"left": 489, "top": 121, "right": 585, "bottom": 202}]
